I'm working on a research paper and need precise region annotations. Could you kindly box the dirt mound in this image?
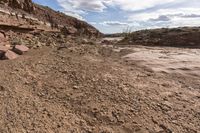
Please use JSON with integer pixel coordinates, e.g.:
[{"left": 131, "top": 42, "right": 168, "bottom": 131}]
[{"left": 120, "top": 27, "right": 200, "bottom": 48}]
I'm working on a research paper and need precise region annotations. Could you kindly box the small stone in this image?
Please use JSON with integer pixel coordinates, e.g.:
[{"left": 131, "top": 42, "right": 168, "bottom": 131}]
[
  {"left": 0, "top": 86, "right": 5, "bottom": 91},
  {"left": 13, "top": 45, "right": 29, "bottom": 55},
  {"left": 73, "top": 86, "right": 79, "bottom": 89},
  {"left": 4, "top": 50, "right": 18, "bottom": 60}
]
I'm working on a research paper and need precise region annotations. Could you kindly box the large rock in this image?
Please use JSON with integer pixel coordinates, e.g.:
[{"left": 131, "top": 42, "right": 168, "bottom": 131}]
[
  {"left": 0, "top": 46, "right": 10, "bottom": 58},
  {"left": 3, "top": 50, "right": 18, "bottom": 60},
  {"left": 0, "top": 33, "right": 4, "bottom": 38},
  {"left": 0, "top": 45, "right": 10, "bottom": 52},
  {"left": 13, "top": 45, "right": 29, "bottom": 55}
]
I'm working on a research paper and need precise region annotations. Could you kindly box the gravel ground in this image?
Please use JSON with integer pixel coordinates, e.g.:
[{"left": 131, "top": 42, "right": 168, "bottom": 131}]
[{"left": 0, "top": 42, "right": 199, "bottom": 133}]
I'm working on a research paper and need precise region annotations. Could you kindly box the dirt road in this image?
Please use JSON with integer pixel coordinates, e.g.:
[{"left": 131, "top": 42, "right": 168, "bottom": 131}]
[{"left": 0, "top": 43, "right": 199, "bottom": 133}]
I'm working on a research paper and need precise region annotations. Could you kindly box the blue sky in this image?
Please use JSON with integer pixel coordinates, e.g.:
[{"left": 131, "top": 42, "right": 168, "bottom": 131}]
[{"left": 33, "top": 0, "right": 200, "bottom": 33}]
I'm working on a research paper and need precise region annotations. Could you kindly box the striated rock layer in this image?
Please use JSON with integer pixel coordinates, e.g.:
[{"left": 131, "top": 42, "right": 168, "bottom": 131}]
[{"left": 0, "top": 0, "right": 101, "bottom": 37}]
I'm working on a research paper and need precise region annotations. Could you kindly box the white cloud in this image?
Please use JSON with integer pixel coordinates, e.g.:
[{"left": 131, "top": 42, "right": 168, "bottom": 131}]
[
  {"left": 89, "top": 22, "right": 97, "bottom": 25},
  {"left": 63, "top": 11, "right": 85, "bottom": 20},
  {"left": 128, "top": 8, "right": 200, "bottom": 21},
  {"left": 149, "top": 15, "right": 171, "bottom": 22},
  {"left": 56, "top": 0, "right": 108, "bottom": 12},
  {"left": 54, "top": 0, "right": 200, "bottom": 33},
  {"left": 56, "top": 0, "right": 109, "bottom": 20},
  {"left": 108, "top": 0, "right": 178, "bottom": 11},
  {"left": 56, "top": 0, "right": 183, "bottom": 12},
  {"left": 100, "top": 21, "right": 129, "bottom": 26}
]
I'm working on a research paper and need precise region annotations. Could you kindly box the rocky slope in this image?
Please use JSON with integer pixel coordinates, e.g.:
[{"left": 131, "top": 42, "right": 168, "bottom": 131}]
[
  {"left": 0, "top": 0, "right": 101, "bottom": 37},
  {"left": 0, "top": 0, "right": 35, "bottom": 13}
]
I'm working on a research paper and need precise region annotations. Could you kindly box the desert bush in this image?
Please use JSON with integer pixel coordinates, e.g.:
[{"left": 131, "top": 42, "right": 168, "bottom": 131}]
[{"left": 10, "top": 37, "right": 23, "bottom": 46}]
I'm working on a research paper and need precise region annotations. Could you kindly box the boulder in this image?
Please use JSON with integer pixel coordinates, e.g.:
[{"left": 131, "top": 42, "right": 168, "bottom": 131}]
[
  {"left": 0, "top": 32, "right": 7, "bottom": 43},
  {"left": 101, "top": 40, "right": 112, "bottom": 45},
  {"left": 4, "top": 50, "right": 18, "bottom": 60},
  {"left": 61, "top": 26, "right": 78, "bottom": 35},
  {"left": 13, "top": 45, "right": 29, "bottom": 55},
  {"left": 0, "top": 33, "right": 4, "bottom": 38},
  {"left": 81, "top": 38, "right": 89, "bottom": 44},
  {"left": 0, "top": 46, "right": 10, "bottom": 58}
]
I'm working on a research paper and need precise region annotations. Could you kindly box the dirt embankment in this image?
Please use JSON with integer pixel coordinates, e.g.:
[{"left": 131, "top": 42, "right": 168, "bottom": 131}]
[{"left": 120, "top": 27, "right": 200, "bottom": 48}]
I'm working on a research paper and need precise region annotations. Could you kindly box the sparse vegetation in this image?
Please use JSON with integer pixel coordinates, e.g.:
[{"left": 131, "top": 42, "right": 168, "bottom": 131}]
[{"left": 122, "top": 26, "right": 132, "bottom": 39}]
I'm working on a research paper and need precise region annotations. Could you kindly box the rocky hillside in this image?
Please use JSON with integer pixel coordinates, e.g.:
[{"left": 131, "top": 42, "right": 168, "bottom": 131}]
[
  {"left": 120, "top": 27, "right": 200, "bottom": 48},
  {"left": 0, "top": 0, "right": 101, "bottom": 37}
]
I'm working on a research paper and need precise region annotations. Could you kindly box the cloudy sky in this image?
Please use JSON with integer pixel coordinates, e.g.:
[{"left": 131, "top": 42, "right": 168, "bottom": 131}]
[{"left": 33, "top": 0, "right": 200, "bottom": 33}]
